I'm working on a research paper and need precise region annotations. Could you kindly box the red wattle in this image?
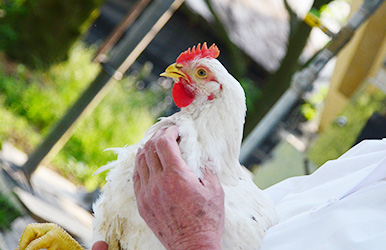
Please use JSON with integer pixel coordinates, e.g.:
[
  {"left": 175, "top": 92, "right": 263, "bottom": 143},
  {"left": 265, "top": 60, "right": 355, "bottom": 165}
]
[{"left": 172, "top": 81, "right": 194, "bottom": 108}]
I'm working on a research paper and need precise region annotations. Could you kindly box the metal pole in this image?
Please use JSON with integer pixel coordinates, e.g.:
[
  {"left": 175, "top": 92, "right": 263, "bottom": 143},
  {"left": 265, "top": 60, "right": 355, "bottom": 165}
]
[
  {"left": 22, "top": 0, "right": 184, "bottom": 178},
  {"left": 240, "top": 0, "right": 385, "bottom": 165},
  {"left": 93, "top": 0, "right": 151, "bottom": 63}
]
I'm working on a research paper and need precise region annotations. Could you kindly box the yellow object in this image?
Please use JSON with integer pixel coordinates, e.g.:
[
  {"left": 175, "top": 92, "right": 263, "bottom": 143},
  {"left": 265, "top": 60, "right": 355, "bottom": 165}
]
[
  {"left": 304, "top": 12, "right": 334, "bottom": 37},
  {"left": 17, "top": 223, "right": 84, "bottom": 250},
  {"left": 160, "top": 63, "right": 188, "bottom": 80},
  {"left": 319, "top": 0, "right": 386, "bottom": 131}
]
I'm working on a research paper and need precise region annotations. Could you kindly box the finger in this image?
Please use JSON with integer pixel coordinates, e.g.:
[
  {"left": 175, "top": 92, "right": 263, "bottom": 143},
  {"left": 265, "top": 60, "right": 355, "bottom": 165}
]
[
  {"left": 155, "top": 126, "right": 185, "bottom": 172},
  {"left": 144, "top": 138, "right": 163, "bottom": 174},
  {"left": 135, "top": 148, "right": 149, "bottom": 186},
  {"left": 133, "top": 169, "right": 141, "bottom": 196},
  {"left": 134, "top": 149, "right": 143, "bottom": 196},
  {"left": 92, "top": 241, "right": 109, "bottom": 250}
]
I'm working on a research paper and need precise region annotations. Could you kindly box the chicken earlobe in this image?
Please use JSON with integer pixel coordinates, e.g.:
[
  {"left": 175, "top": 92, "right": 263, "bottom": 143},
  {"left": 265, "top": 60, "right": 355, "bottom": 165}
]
[{"left": 172, "top": 80, "right": 195, "bottom": 108}]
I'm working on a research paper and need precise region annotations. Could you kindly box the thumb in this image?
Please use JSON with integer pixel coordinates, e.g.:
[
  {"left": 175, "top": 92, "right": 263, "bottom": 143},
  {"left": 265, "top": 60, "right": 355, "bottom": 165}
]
[{"left": 92, "top": 241, "right": 109, "bottom": 250}]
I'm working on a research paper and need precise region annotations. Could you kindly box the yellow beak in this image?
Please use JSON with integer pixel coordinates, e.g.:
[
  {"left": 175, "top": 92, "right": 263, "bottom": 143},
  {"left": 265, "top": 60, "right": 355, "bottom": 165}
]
[{"left": 160, "top": 63, "right": 188, "bottom": 81}]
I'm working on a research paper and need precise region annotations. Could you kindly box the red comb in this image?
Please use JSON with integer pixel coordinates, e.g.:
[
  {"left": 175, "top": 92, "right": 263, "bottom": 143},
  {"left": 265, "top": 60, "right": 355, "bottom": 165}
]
[{"left": 176, "top": 43, "right": 220, "bottom": 64}]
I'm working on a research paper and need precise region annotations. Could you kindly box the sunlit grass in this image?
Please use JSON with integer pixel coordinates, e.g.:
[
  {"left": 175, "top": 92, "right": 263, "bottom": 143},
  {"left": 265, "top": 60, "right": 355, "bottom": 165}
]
[
  {"left": 0, "top": 42, "right": 160, "bottom": 190},
  {"left": 307, "top": 83, "right": 386, "bottom": 166}
]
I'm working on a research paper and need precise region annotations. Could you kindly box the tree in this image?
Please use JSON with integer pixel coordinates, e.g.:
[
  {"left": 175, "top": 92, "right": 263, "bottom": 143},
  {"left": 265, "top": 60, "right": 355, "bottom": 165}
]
[
  {"left": 243, "top": 0, "right": 333, "bottom": 136},
  {"left": 199, "top": 0, "right": 333, "bottom": 135},
  {"left": 202, "top": 0, "right": 249, "bottom": 78},
  {"left": 0, "top": 0, "right": 104, "bottom": 69}
]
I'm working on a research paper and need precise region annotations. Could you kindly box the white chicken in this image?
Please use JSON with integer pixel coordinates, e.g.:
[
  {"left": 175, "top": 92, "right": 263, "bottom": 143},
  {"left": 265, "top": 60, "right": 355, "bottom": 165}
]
[{"left": 92, "top": 43, "right": 277, "bottom": 249}]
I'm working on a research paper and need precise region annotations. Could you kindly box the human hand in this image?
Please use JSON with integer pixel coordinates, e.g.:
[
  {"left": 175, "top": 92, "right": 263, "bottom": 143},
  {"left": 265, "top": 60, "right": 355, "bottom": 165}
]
[
  {"left": 92, "top": 241, "right": 108, "bottom": 250},
  {"left": 133, "top": 126, "right": 225, "bottom": 250}
]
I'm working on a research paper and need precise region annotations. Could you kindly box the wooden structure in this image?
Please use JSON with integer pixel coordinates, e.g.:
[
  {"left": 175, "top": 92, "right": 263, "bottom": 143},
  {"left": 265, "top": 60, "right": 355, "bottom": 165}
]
[
  {"left": 319, "top": 0, "right": 386, "bottom": 131},
  {"left": 20, "top": 0, "right": 295, "bottom": 176},
  {"left": 20, "top": 0, "right": 184, "bottom": 178}
]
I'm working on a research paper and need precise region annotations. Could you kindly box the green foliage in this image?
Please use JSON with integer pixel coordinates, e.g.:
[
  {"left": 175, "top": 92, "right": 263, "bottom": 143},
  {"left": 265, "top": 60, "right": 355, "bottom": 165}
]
[
  {"left": 0, "top": 193, "right": 22, "bottom": 230},
  {"left": 0, "top": 0, "right": 27, "bottom": 49},
  {"left": 0, "top": 99, "right": 41, "bottom": 152},
  {"left": 307, "top": 84, "right": 386, "bottom": 166},
  {"left": 0, "top": 0, "right": 104, "bottom": 68},
  {"left": 240, "top": 78, "right": 262, "bottom": 112},
  {"left": 0, "top": 42, "right": 159, "bottom": 189},
  {"left": 0, "top": 173, "right": 23, "bottom": 231},
  {"left": 300, "top": 85, "right": 328, "bottom": 120},
  {"left": 244, "top": 0, "right": 334, "bottom": 136},
  {"left": 54, "top": 79, "right": 156, "bottom": 189},
  {"left": 0, "top": 43, "right": 99, "bottom": 134}
]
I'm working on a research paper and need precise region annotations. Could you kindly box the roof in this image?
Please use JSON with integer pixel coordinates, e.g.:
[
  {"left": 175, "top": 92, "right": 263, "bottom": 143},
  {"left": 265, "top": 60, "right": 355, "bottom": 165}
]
[
  {"left": 88, "top": 0, "right": 323, "bottom": 74},
  {"left": 185, "top": 0, "right": 315, "bottom": 72}
]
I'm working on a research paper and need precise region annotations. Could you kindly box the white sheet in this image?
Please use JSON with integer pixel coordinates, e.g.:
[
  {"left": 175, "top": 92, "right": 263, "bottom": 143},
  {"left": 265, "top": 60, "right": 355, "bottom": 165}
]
[{"left": 260, "top": 138, "right": 386, "bottom": 250}]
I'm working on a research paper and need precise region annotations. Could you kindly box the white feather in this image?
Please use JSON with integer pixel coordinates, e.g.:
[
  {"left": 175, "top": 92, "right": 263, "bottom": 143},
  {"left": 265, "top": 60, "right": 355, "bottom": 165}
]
[{"left": 92, "top": 57, "right": 277, "bottom": 249}]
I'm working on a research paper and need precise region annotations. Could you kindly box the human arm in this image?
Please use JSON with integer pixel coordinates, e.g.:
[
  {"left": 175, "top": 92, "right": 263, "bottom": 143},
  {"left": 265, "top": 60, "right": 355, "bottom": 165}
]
[{"left": 133, "top": 126, "right": 225, "bottom": 250}]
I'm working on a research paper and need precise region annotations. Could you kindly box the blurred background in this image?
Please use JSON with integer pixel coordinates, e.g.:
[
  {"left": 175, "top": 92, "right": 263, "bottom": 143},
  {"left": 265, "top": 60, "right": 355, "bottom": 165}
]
[{"left": 0, "top": 0, "right": 385, "bottom": 248}]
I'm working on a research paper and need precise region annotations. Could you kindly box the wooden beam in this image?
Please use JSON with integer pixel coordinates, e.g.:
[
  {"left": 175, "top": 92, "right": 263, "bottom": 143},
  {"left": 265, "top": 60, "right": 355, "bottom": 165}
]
[
  {"left": 93, "top": 0, "right": 151, "bottom": 63},
  {"left": 319, "top": 0, "right": 386, "bottom": 131},
  {"left": 21, "top": 0, "right": 184, "bottom": 178}
]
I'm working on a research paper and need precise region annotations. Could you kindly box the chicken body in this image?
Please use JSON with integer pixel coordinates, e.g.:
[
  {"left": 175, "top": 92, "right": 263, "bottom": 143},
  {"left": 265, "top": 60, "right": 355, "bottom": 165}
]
[{"left": 92, "top": 44, "right": 277, "bottom": 249}]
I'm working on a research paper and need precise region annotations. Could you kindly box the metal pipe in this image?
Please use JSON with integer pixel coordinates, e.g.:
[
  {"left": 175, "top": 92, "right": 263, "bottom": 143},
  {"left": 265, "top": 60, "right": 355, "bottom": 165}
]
[
  {"left": 93, "top": 0, "right": 152, "bottom": 63},
  {"left": 21, "top": 0, "right": 184, "bottom": 178},
  {"left": 240, "top": 0, "right": 385, "bottom": 165}
]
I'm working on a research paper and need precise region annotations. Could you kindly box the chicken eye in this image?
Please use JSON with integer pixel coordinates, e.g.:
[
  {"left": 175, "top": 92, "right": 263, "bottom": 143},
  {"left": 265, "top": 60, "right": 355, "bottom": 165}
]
[{"left": 196, "top": 68, "right": 208, "bottom": 78}]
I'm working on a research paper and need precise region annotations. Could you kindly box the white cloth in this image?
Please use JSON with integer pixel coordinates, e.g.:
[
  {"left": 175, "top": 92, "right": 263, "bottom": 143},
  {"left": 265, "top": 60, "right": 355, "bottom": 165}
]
[{"left": 260, "top": 138, "right": 386, "bottom": 250}]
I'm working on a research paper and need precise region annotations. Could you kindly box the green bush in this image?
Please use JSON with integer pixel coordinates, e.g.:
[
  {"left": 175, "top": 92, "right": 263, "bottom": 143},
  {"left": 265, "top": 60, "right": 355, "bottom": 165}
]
[
  {"left": 0, "top": 43, "right": 99, "bottom": 133},
  {"left": 0, "top": 172, "right": 23, "bottom": 231},
  {"left": 0, "top": 0, "right": 26, "bottom": 50},
  {"left": 307, "top": 83, "right": 386, "bottom": 166},
  {"left": 54, "top": 80, "right": 157, "bottom": 189},
  {"left": 0, "top": 0, "right": 104, "bottom": 68},
  {"left": 0, "top": 42, "right": 162, "bottom": 190},
  {"left": 0, "top": 193, "right": 22, "bottom": 230}
]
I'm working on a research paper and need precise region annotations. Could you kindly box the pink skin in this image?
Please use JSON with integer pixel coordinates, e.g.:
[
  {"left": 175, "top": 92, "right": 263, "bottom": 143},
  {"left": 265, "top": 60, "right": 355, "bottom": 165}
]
[
  {"left": 133, "top": 126, "right": 225, "bottom": 250},
  {"left": 92, "top": 241, "right": 108, "bottom": 250}
]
